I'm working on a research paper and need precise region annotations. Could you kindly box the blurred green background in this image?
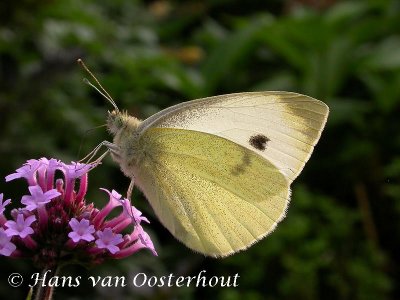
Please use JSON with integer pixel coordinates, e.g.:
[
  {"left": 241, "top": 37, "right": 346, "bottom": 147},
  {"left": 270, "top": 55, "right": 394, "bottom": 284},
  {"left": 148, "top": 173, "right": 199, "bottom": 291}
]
[{"left": 1, "top": 0, "right": 399, "bottom": 299}]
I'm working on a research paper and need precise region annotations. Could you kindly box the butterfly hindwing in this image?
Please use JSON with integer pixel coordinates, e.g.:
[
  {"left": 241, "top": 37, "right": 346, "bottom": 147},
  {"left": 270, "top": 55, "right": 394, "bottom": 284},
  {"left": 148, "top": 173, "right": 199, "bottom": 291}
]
[{"left": 134, "top": 128, "right": 290, "bottom": 257}]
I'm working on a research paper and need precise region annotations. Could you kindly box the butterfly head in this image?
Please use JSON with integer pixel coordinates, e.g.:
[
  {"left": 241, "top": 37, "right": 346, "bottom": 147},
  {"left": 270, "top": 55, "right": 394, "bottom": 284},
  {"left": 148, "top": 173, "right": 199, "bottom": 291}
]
[
  {"left": 107, "top": 110, "right": 123, "bottom": 134},
  {"left": 107, "top": 110, "right": 142, "bottom": 136}
]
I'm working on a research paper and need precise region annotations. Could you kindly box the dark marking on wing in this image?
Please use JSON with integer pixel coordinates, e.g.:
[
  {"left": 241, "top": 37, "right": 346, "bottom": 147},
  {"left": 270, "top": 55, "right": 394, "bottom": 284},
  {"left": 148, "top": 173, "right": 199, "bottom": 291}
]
[
  {"left": 231, "top": 151, "right": 252, "bottom": 176},
  {"left": 249, "top": 134, "right": 270, "bottom": 151}
]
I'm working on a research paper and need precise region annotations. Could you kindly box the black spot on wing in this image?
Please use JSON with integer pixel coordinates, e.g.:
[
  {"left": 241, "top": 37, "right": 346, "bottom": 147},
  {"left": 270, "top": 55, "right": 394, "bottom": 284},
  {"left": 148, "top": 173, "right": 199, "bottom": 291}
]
[{"left": 249, "top": 134, "right": 270, "bottom": 151}]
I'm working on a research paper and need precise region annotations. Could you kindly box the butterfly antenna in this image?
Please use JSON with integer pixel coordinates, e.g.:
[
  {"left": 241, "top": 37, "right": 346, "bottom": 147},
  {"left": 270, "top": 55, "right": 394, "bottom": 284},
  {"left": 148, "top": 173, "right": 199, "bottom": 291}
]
[{"left": 77, "top": 58, "right": 120, "bottom": 112}]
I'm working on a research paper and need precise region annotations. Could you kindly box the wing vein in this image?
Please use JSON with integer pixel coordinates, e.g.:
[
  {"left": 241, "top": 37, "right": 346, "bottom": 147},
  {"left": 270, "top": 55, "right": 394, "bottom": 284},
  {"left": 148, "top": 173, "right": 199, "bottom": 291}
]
[{"left": 151, "top": 150, "right": 288, "bottom": 223}]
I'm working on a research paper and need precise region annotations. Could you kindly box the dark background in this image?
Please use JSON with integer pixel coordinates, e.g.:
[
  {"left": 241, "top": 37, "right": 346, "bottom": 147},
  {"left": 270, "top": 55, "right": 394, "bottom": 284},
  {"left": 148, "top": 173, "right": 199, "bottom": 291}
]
[{"left": 1, "top": 0, "right": 399, "bottom": 299}]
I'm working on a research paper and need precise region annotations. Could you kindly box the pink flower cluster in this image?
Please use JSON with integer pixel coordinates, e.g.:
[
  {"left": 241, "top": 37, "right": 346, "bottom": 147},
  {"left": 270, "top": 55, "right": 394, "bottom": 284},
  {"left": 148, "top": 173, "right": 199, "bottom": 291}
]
[{"left": 0, "top": 158, "right": 156, "bottom": 268}]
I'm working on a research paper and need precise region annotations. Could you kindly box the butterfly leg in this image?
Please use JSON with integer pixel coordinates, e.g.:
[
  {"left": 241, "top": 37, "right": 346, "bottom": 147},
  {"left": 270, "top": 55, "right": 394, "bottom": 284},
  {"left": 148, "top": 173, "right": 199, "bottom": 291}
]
[
  {"left": 80, "top": 140, "right": 118, "bottom": 163},
  {"left": 126, "top": 179, "right": 139, "bottom": 226},
  {"left": 127, "top": 178, "right": 135, "bottom": 201},
  {"left": 103, "top": 141, "right": 120, "bottom": 158}
]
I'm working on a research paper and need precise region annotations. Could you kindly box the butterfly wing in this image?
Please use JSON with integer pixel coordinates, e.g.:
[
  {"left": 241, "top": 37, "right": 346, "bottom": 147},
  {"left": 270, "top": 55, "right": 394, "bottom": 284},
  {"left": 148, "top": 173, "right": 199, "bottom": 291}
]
[
  {"left": 139, "top": 91, "right": 329, "bottom": 183},
  {"left": 134, "top": 128, "right": 290, "bottom": 257},
  {"left": 133, "top": 92, "right": 328, "bottom": 256}
]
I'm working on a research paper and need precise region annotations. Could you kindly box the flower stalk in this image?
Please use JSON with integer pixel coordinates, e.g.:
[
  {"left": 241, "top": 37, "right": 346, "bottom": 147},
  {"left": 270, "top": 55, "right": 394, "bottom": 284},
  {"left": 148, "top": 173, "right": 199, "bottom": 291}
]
[{"left": 33, "top": 266, "right": 59, "bottom": 300}]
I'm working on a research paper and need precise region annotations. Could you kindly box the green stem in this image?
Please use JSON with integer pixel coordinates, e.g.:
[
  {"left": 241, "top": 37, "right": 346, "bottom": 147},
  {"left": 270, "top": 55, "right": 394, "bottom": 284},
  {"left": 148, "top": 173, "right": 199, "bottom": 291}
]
[{"left": 33, "top": 266, "right": 60, "bottom": 300}]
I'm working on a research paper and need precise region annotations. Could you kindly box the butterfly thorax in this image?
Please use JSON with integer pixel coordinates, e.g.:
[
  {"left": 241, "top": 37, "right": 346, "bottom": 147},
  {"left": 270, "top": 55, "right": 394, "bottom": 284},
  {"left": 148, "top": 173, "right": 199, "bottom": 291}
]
[{"left": 107, "top": 110, "right": 144, "bottom": 178}]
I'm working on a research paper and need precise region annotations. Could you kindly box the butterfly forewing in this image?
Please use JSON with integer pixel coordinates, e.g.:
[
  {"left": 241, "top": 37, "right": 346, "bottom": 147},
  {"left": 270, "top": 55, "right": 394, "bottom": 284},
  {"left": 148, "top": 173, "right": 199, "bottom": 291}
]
[{"left": 138, "top": 92, "right": 329, "bottom": 183}]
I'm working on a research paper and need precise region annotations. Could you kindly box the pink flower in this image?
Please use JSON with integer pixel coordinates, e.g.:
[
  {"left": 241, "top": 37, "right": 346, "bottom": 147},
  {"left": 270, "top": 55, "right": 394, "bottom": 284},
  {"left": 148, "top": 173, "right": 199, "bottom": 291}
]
[
  {"left": 5, "top": 214, "right": 36, "bottom": 238},
  {"left": 68, "top": 218, "right": 95, "bottom": 242},
  {"left": 0, "top": 157, "right": 156, "bottom": 266},
  {"left": 119, "top": 198, "right": 150, "bottom": 224},
  {"left": 95, "top": 228, "right": 124, "bottom": 254},
  {"left": 62, "top": 162, "right": 95, "bottom": 180},
  {"left": 0, "top": 193, "right": 11, "bottom": 215},
  {"left": 5, "top": 159, "right": 41, "bottom": 185},
  {"left": 21, "top": 186, "right": 60, "bottom": 211},
  {"left": 38, "top": 158, "right": 61, "bottom": 190},
  {"left": 61, "top": 161, "right": 96, "bottom": 205},
  {"left": 136, "top": 227, "right": 157, "bottom": 256},
  {"left": 115, "top": 225, "right": 157, "bottom": 258},
  {"left": 0, "top": 228, "right": 16, "bottom": 256},
  {"left": 92, "top": 189, "right": 123, "bottom": 227}
]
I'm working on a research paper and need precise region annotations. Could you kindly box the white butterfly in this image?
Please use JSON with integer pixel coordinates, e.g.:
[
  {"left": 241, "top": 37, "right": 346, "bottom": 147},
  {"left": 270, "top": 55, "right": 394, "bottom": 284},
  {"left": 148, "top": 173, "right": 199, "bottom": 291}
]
[{"left": 103, "top": 91, "right": 328, "bottom": 257}]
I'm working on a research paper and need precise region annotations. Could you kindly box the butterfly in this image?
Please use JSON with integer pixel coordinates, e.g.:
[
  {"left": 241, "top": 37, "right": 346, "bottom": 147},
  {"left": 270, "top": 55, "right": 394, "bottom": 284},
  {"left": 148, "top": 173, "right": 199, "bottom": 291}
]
[{"left": 104, "top": 91, "right": 329, "bottom": 257}]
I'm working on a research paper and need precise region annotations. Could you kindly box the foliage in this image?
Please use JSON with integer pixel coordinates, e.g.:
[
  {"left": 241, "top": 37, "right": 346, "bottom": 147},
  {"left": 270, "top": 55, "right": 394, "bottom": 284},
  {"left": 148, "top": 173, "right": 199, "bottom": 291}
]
[{"left": 0, "top": 0, "right": 399, "bottom": 299}]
